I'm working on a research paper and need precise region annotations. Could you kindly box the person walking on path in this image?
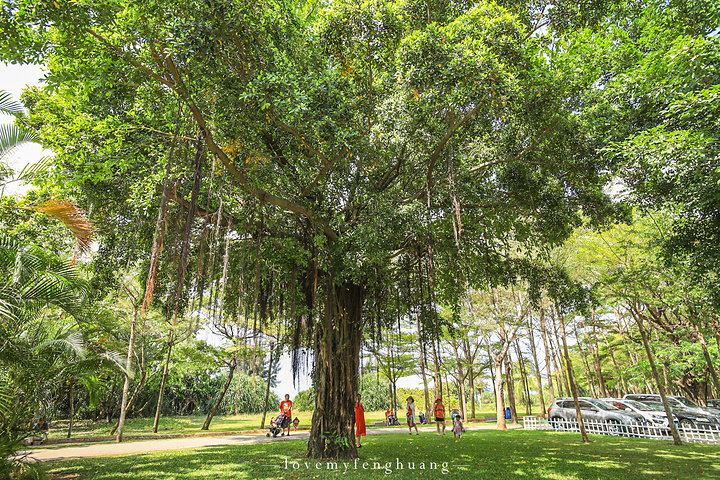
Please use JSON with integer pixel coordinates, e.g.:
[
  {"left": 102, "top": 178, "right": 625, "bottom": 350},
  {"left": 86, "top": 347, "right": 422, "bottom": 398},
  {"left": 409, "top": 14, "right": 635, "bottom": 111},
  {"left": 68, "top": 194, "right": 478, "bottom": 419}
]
[
  {"left": 432, "top": 397, "right": 446, "bottom": 435},
  {"left": 355, "top": 394, "right": 366, "bottom": 448},
  {"left": 279, "top": 394, "right": 293, "bottom": 436},
  {"left": 406, "top": 396, "right": 419, "bottom": 435}
]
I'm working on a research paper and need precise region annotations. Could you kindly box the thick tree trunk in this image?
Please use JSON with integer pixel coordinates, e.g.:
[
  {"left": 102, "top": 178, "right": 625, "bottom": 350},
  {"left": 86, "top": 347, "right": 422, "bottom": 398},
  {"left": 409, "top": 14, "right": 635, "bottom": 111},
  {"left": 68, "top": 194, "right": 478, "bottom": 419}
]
[
  {"left": 203, "top": 358, "right": 238, "bottom": 430},
  {"left": 306, "top": 281, "right": 363, "bottom": 459}
]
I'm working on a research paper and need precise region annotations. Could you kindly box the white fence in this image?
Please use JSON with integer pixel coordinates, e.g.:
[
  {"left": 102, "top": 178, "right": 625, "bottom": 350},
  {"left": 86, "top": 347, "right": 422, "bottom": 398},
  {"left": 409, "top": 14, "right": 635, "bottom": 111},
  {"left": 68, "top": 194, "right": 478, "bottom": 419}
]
[{"left": 523, "top": 415, "right": 720, "bottom": 444}]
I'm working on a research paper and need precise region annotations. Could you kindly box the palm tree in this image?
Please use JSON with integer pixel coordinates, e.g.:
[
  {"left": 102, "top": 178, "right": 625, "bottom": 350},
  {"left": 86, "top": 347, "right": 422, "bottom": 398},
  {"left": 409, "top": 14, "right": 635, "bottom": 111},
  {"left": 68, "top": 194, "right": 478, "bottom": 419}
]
[{"left": 0, "top": 237, "right": 110, "bottom": 477}]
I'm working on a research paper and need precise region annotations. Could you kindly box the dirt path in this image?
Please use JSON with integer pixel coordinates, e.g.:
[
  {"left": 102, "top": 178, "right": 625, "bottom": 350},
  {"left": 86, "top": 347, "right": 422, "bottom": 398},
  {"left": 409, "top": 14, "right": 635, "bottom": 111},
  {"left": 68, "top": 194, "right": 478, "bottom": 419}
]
[{"left": 26, "top": 423, "right": 521, "bottom": 462}]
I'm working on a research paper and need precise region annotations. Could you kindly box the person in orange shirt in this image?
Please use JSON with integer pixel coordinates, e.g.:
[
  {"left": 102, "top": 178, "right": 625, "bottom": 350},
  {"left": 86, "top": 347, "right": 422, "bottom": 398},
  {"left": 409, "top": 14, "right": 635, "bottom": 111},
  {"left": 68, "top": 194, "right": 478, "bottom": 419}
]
[
  {"left": 279, "top": 394, "right": 293, "bottom": 436},
  {"left": 433, "top": 397, "right": 446, "bottom": 435},
  {"left": 355, "top": 393, "right": 366, "bottom": 448}
]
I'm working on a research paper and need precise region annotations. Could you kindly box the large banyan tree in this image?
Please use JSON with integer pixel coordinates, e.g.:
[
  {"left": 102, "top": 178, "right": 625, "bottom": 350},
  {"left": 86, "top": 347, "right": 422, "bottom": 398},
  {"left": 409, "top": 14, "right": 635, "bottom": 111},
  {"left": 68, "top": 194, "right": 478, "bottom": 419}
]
[{"left": 2, "top": 0, "right": 626, "bottom": 459}]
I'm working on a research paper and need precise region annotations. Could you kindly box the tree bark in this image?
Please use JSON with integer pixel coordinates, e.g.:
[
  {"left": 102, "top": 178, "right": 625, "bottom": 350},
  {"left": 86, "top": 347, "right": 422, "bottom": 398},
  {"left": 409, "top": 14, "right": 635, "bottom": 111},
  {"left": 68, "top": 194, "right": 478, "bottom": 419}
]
[
  {"left": 203, "top": 357, "right": 238, "bottom": 430},
  {"left": 117, "top": 298, "right": 139, "bottom": 442},
  {"left": 528, "top": 316, "right": 546, "bottom": 416},
  {"left": 556, "top": 308, "right": 589, "bottom": 444},
  {"left": 152, "top": 336, "right": 174, "bottom": 433},
  {"left": 632, "top": 307, "right": 682, "bottom": 445},
  {"left": 514, "top": 339, "right": 532, "bottom": 416},
  {"left": 693, "top": 323, "right": 720, "bottom": 399},
  {"left": 505, "top": 352, "right": 519, "bottom": 424},
  {"left": 306, "top": 280, "right": 363, "bottom": 459},
  {"left": 417, "top": 318, "right": 431, "bottom": 421},
  {"left": 539, "top": 308, "right": 555, "bottom": 403},
  {"left": 451, "top": 339, "right": 468, "bottom": 422},
  {"left": 494, "top": 354, "right": 506, "bottom": 429},
  {"left": 603, "top": 333, "right": 627, "bottom": 396},
  {"left": 550, "top": 313, "right": 571, "bottom": 396},
  {"left": 591, "top": 324, "right": 608, "bottom": 398},
  {"left": 67, "top": 378, "right": 75, "bottom": 439}
]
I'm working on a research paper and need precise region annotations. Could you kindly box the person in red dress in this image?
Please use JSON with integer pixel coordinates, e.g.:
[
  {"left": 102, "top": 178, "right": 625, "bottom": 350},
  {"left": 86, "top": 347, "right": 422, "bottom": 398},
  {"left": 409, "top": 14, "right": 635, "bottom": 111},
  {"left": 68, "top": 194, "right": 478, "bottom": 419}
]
[
  {"left": 279, "top": 394, "right": 293, "bottom": 436},
  {"left": 355, "top": 393, "right": 366, "bottom": 448}
]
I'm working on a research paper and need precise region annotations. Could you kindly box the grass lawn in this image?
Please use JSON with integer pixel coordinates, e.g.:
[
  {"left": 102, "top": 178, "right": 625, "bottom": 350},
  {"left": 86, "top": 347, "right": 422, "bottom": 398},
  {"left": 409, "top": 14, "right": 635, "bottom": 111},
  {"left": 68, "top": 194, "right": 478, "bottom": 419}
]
[
  {"left": 48, "top": 412, "right": 317, "bottom": 439},
  {"left": 48, "top": 408, "right": 499, "bottom": 440},
  {"left": 46, "top": 429, "right": 720, "bottom": 479}
]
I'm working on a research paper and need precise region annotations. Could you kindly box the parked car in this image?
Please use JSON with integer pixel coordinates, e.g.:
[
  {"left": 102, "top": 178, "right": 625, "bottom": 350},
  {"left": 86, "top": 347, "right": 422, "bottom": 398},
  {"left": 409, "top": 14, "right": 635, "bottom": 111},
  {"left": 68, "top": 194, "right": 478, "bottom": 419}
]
[
  {"left": 639, "top": 401, "right": 720, "bottom": 430},
  {"left": 601, "top": 398, "right": 677, "bottom": 428},
  {"left": 706, "top": 399, "right": 720, "bottom": 409},
  {"left": 623, "top": 394, "right": 720, "bottom": 419},
  {"left": 548, "top": 397, "right": 645, "bottom": 435}
]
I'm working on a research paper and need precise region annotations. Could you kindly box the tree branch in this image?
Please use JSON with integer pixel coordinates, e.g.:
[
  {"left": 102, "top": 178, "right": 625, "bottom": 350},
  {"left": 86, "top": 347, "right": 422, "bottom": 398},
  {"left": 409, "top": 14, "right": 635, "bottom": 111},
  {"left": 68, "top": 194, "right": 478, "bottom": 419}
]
[
  {"left": 272, "top": 116, "right": 330, "bottom": 165},
  {"left": 300, "top": 148, "right": 348, "bottom": 198},
  {"left": 87, "top": 29, "right": 340, "bottom": 242},
  {"left": 468, "top": 117, "right": 560, "bottom": 174}
]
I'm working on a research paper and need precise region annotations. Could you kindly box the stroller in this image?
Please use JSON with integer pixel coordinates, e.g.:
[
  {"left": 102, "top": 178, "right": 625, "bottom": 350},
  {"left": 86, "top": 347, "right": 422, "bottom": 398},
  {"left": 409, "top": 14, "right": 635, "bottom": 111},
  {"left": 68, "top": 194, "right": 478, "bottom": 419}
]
[
  {"left": 387, "top": 414, "right": 400, "bottom": 426},
  {"left": 267, "top": 411, "right": 292, "bottom": 437},
  {"left": 451, "top": 410, "right": 466, "bottom": 433}
]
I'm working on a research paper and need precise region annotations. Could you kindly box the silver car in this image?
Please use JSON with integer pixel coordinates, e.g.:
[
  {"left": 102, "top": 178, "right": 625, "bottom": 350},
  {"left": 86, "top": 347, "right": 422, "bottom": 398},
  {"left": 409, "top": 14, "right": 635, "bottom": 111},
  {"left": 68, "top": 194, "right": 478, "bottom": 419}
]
[
  {"left": 602, "top": 398, "right": 677, "bottom": 427},
  {"left": 548, "top": 397, "right": 645, "bottom": 435}
]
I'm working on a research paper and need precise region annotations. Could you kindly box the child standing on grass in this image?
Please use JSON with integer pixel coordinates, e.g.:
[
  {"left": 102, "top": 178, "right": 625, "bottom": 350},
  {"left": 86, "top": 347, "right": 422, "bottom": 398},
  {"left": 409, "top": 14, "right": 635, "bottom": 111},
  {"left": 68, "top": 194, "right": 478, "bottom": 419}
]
[
  {"left": 452, "top": 415, "right": 463, "bottom": 440},
  {"left": 406, "top": 396, "right": 419, "bottom": 435}
]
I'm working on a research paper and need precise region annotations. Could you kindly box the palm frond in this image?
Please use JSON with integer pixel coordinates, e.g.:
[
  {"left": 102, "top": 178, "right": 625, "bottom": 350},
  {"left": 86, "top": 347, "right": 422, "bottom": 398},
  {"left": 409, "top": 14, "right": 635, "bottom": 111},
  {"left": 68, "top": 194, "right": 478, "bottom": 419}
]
[
  {"left": 0, "top": 123, "right": 37, "bottom": 160},
  {"left": 0, "top": 90, "right": 23, "bottom": 116},
  {"left": 24, "top": 199, "right": 95, "bottom": 257},
  {"left": 13, "top": 154, "right": 51, "bottom": 183},
  {"left": 35, "top": 328, "right": 85, "bottom": 360}
]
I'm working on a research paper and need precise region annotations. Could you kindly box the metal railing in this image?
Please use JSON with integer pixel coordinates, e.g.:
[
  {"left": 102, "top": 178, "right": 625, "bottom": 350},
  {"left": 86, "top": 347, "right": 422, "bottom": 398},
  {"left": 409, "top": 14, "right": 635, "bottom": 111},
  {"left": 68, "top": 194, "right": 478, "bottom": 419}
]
[{"left": 523, "top": 415, "right": 720, "bottom": 444}]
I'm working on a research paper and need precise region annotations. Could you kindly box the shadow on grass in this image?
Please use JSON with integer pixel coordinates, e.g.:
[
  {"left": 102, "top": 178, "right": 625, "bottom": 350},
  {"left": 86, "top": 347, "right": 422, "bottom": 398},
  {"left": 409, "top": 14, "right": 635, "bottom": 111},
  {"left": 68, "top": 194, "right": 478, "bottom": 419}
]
[{"left": 48, "top": 430, "right": 720, "bottom": 480}]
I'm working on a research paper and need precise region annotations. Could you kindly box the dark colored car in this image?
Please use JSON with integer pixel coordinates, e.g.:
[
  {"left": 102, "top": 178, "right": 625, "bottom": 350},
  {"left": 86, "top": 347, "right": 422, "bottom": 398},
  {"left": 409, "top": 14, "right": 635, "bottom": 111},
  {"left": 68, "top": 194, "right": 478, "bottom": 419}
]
[
  {"left": 548, "top": 397, "right": 644, "bottom": 435},
  {"left": 640, "top": 401, "right": 720, "bottom": 430},
  {"left": 707, "top": 399, "right": 720, "bottom": 409}
]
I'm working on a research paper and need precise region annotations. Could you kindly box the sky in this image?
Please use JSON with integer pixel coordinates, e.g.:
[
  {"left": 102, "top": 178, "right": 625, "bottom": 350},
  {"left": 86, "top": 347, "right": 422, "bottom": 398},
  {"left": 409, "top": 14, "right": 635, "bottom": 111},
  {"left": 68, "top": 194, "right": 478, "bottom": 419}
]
[{"left": 1, "top": 62, "right": 48, "bottom": 195}]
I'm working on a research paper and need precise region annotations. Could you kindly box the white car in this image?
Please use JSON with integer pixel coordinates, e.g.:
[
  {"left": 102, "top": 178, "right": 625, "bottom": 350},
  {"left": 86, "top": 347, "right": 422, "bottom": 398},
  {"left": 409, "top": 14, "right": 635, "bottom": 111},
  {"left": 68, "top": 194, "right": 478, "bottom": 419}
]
[{"left": 602, "top": 398, "right": 676, "bottom": 426}]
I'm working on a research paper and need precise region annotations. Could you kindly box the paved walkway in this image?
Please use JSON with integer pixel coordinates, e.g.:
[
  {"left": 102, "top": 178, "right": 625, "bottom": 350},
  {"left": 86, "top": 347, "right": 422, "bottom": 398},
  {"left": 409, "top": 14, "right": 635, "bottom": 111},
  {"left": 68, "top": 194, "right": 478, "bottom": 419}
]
[{"left": 25, "top": 423, "right": 522, "bottom": 462}]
